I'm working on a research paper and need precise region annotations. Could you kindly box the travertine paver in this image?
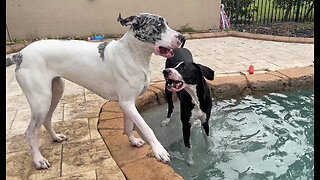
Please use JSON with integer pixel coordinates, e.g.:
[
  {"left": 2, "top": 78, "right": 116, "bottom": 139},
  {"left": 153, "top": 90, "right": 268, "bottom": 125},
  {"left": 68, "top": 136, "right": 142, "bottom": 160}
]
[{"left": 6, "top": 37, "right": 314, "bottom": 179}]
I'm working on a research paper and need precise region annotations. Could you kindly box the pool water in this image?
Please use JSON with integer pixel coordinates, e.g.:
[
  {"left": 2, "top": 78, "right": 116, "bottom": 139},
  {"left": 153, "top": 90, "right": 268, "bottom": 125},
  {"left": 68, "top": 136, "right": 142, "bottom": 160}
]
[{"left": 140, "top": 89, "right": 314, "bottom": 179}]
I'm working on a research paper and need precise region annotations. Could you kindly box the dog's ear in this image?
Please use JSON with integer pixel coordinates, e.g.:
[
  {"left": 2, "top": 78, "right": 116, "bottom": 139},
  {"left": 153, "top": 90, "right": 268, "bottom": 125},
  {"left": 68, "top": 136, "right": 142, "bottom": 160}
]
[
  {"left": 198, "top": 64, "right": 215, "bottom": 80},
  {"left": 117, "top": 13, "right": 139, "bottom": 27},
  {"left": 194, "top": 63, "right": 213, "bottom": 99}
]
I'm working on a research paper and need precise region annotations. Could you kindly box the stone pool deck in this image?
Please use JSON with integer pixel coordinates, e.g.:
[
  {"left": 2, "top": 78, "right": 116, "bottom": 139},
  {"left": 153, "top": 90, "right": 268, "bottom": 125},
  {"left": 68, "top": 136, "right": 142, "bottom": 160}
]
[{"left": 6, "top": 32, "right": 314, "bottom": 179}]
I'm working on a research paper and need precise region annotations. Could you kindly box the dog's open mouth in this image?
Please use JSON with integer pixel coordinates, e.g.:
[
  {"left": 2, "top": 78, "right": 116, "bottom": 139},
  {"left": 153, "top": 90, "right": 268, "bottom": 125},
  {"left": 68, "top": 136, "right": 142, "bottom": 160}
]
[
  {"left": 157, "top": 46, "right": 174, "bottom": 58},
  {"left": 165, "top": 78, "right": 184, "bottom": 91}
]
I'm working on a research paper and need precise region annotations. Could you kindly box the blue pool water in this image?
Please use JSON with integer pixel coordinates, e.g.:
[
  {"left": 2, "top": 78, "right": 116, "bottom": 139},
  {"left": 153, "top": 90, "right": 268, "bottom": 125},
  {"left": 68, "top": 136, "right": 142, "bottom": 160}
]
[{"left": 141, "top": 89, "right": 314, "bottom": 179}]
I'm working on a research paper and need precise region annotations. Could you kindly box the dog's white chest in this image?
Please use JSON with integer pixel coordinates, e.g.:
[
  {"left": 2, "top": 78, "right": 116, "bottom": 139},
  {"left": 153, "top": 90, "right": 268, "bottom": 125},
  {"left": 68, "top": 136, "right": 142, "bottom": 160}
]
[
  {"left": 185, "top": 86, "right": 206, "bottom": 124},
  {"left": 190, "top": 106, "right": 206, "bottom": 124}
]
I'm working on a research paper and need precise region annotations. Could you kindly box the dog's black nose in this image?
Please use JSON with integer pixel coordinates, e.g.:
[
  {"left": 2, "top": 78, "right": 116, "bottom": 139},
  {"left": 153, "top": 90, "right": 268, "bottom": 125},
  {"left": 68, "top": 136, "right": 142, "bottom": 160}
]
[{"left": 162, "top": 69, "right": 171, "bottom": 78}]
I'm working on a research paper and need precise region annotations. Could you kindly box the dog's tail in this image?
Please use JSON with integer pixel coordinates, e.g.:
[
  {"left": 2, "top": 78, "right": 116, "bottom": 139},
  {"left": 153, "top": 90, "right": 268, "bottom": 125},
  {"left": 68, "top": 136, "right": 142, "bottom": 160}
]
[{"left": 6, "top": 57, "right": 16, "bottom": 67}]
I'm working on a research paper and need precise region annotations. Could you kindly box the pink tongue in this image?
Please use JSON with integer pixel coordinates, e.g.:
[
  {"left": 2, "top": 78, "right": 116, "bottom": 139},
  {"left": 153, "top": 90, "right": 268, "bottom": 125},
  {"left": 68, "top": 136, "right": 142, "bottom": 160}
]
[
  {"left": 156, "top": 47, "right": 162, "bottom": 54},
  {"left": 164, "top": 51, "right": 173, "bottom": 58},
  {"left": 175, "top": 82, "right": 181, "bottom": 89},
  {"left": 157, "top": 47, "right": 173, "bottom": 58}
]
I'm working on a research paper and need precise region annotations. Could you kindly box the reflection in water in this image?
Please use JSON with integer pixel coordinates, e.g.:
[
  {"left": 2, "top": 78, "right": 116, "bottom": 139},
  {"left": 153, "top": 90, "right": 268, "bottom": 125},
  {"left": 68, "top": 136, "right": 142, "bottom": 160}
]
[{"left": 141, "top": 89, "right": 314, "bottom": 179}]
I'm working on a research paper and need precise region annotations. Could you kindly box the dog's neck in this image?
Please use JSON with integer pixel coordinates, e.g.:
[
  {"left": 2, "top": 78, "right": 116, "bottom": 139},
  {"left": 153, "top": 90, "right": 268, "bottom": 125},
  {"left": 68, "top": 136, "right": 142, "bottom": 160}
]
[{"left": 119, "top": 30, "right": 154, "bottom": 67}]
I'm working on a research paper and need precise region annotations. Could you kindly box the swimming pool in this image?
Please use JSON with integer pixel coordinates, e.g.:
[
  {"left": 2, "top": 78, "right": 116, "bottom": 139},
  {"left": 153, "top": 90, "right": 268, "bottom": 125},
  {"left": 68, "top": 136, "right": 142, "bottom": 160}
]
[{"left": 141, "top": 89, "right": 314, "bottom": 179}]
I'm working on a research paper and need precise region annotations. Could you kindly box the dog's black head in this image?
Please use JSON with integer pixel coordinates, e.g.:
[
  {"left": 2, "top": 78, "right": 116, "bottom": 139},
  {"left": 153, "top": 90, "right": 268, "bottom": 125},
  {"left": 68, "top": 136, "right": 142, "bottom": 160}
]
[
  {"left": 117, "top": 13, "right": 185, "bottom": 58},
  {"left": 163, "top": 62, "right": 214, "bottom": 92}
]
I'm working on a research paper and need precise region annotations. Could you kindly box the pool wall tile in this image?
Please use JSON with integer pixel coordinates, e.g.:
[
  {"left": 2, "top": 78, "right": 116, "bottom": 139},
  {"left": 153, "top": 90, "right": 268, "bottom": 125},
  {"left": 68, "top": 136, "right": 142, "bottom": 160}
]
[
  {"left": 148, "top": 85, "right": 167, "bottom": 105},
  {"left": 121, "top": 158, "right": 183, "bottom": 180},
  {"left": 98, "top": 118, "right": 124, "bottom": 130},
  {"left": 96, "top": 166, "right": 126, "bottom": 180},
  {"left": 135, "top": 90, "right": 159, "bottom": 112},
  {"left": 99, "top": 112, "right": 124, "bottom": 120},
  {"left": 150, "top": 83, "right": 179, "bottom": 102},
  {"left": 246, "top": 72, "right": 289, "bottom": 92},
  {"left": 101, "top": 101, "right": 122, "bottom": 113},
  {"left": 276, "top": 65, "right": 314, "bottom": 88},
  {"left": 99, "top": 129, "right": 152, "bottom": 167},
  {"left": 208, "top": 75, "right": 248, "bottom": 98}
]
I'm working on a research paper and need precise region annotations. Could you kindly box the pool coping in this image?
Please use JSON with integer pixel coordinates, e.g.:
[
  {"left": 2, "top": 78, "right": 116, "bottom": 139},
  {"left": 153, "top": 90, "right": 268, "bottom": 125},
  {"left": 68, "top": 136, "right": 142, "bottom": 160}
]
[
  {"left": 98, "top": 65, "right": 313, "bottom": 179},
  {"left": 5, "top": 31, "right": 314, "bottom": 54}
]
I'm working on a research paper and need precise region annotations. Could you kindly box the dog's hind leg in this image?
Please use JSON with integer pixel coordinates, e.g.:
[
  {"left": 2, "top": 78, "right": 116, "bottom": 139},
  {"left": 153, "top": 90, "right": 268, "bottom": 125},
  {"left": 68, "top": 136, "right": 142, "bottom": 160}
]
[
  {"left": 123, "top": 114, "right": 145, "bottom": 147},
  {"left": 43, "top": 77, "right": 67, "bottom": 142},
  {"left": 201, "top": 116, "right": 213, "bottom": 153},
  {"left": 182, "top": 122, "right": 195, "bottom": 166},
  {"left": 161, "top": 88, "right": 174, "bottom": 126},
  {"left": 16, "top": 70, "right": 54, "bottom": 169}
]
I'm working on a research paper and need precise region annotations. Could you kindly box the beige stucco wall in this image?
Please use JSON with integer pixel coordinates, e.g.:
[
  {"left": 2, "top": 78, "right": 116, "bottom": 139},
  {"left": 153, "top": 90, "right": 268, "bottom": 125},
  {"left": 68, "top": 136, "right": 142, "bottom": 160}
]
[{"left": 6, "top": 0, "right": 221, "bottom": 41}]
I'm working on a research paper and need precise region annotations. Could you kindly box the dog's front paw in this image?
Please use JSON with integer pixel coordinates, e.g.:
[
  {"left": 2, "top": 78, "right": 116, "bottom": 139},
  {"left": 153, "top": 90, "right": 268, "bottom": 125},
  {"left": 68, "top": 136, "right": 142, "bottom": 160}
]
[
  {"left": 130, "top": 138, "right": 145, "bottom": 148},
  {"left": 53, "top": 133, "right": 68, "bottom": 142},
  {"left": 161, "top": 118, "right": 171, "bottom": 127},
  {"left": 34, "top": 156, "right": 50, "bottom": 169},
  {"left": 152, "top": 143, "right": 170, "bottom": 163}
]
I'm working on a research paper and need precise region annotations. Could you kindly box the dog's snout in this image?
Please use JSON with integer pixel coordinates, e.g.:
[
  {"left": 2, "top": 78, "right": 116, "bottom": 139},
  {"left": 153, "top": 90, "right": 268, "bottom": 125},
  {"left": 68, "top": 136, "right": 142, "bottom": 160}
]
[{"left": 162, "top": 69, "right": 171, "bottom": 78}]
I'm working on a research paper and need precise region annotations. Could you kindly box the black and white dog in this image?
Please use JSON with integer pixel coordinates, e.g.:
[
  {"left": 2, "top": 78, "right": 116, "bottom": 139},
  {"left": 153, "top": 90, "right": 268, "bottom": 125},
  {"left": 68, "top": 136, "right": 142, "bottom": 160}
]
[
  {"left": 6, "top": 13, "right": 184, "bottom": 169},
  {"left": 162, "top": 45, "right": 215, "bottom": 166}
]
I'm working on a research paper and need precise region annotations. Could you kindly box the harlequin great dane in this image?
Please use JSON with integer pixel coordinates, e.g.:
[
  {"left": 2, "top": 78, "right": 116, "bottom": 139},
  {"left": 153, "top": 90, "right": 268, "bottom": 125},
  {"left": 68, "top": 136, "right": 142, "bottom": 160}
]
[{"left": 6, "top": 13, "right": 184, "bottom": 169}]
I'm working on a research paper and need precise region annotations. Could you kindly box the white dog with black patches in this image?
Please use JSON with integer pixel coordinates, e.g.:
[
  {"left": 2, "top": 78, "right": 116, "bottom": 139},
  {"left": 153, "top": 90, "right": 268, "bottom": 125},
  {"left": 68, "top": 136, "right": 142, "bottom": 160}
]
[{"left": 6, "top": 13, "right": 184, "bottom": 169}]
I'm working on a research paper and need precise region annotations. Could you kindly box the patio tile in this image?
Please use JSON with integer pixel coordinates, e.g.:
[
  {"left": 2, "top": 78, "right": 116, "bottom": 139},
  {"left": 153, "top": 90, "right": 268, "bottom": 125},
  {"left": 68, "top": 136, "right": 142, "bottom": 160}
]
[
  {"left": 6, "top": 144, "right": 62, "bottom": 180},
  {"left": 60, "top": 89, "right": 85, "bottom": 105},
  {"left": 63, "top": 80, "right": 85, "bottom": 91},
  {"left": 6, "top": 132, "right": 29, "bottom": 153},
  {"left": 43, "top": 118, "right": 91, "bottom": 144},
  {"left": 6, "top": 83, "right": 23, "bottom": 97},
  {"left": 96, "top": 166, "right": 126, "bottom": 180},
  {"left": 6, "top": 94, "right": 27, "bottom": 112},
  {"left": 10, "top": 108, "right": 31, "bottom": 131},
  {"left": 65, "top": 100, "right": 105, "bottom": 109},
  {"left": 7, "top": 118, "right": 90, "bottom": 153},
  {"left": 53, "top": 170, "right": 96, "bottom": 180},
  {"left": 89, "top": 117, "right": 101, "bottom": 139},
  {"left": 61, "top": 138, "right": 112, "bottom": 176},
  {"left": 6, "top": 110, "right": 16, "bottom": 130},
  {"left": 85, "top": 89, "right": 105, "bottom": 102},
  {"left": 64, "top": 104, "right": 100, "bottom": 120},
  {"left": 51, "top": 106, "right": 64, "bottom": 122}
]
